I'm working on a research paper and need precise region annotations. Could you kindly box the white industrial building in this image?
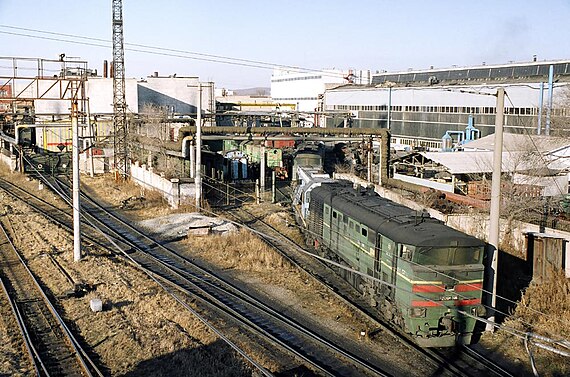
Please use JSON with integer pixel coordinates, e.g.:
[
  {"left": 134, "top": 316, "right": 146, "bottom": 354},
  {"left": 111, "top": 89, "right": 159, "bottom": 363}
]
[
  {"left": 35, "top": 74, "right": 213, "bottom": 117},
  {"left": 270, "top": 67, "right": 371, "bottom": 113}
]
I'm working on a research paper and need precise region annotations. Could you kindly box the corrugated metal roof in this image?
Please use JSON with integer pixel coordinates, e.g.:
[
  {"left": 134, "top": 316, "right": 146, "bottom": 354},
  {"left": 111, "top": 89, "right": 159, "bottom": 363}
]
[
  {"left": 419, "top": 151, "right": 564, "bottom": 174},
  {"left": 462, "top": 133, "right": 570, "bottom": 153}
]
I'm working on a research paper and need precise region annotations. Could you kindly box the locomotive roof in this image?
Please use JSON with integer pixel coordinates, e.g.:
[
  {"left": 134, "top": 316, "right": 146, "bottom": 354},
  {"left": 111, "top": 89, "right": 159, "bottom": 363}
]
[{"left": 312, "top": 181, "right": 484, "bottom": 248}]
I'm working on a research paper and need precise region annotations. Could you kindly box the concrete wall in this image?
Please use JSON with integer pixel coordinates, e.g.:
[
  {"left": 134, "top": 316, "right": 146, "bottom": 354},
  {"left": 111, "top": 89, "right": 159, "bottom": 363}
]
[
  {"left": 130, "top": 161, "right": 195, "bottom": 208},
  {"left": 393, "top": 172, "right": 454, "bottom": 193},
  {"left": 0, "top": 150, "right": 17, "bottom": 171}
]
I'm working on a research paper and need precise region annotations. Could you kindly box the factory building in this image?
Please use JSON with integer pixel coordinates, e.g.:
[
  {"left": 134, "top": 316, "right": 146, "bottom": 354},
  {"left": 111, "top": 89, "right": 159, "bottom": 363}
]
[
  {"left": 270, "top": 67, "right": 371, "bottom": 114},
  {"left": 34, "top": 73, "right": 213, "bottom": 118},
  {"left": 322, "top": 60, "right": 570, "bottom": 149}
]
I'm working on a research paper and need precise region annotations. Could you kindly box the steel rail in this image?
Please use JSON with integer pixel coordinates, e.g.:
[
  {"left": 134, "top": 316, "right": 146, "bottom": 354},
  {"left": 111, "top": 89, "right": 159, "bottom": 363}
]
[
  {"left": 51, "top": 176, "right": 391, "bottom": 377},
  {"left": 222, "top": 204, "right": 518, "bottom": 377},
  {"left": 0, "top": 220, "right": 103, "bottom": 376},
  {"left": 0, "top": 276, "right": 43, "bottom": 376}
]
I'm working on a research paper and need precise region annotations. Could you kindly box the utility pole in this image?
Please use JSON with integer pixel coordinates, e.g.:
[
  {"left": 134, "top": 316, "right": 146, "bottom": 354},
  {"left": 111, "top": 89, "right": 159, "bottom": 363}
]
[
  {"left": 545, "top": 64, "right": 554, "bottom": 136},
  {"left": 486, "top": 87, "right": 505, "bottom": 331},
  {"left": 537, "top": 82, "right": 544, "bottom": 135},
  {"left": 71, "top": 98, "right": 82, "bottom": 262},
  {"left": 387, "top": 85, "right": 392, "bottom": 130},
  {"left": 112, "top": 0, "right": 128, "bottom": 178},
  {"left": 195, "top": 83, "right": 202, "bottom": 210}
]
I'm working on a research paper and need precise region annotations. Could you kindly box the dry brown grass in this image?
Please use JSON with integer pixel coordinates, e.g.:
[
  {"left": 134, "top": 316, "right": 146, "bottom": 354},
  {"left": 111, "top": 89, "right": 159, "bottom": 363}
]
[
  {"left": 263, "top": 211, "right": 306, "bottom": 246},
  {"left": 186, "top": 229, "right": 293, "bottom": 278},
  {"left": 82, "top": 173, "right": 177, "bottom": 220},
  {"left": 483, "top": 272, "right": 570, "bottom": 376}
]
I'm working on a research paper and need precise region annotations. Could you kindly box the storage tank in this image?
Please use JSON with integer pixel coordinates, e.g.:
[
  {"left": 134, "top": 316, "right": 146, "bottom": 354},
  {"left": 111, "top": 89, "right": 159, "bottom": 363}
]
[{"left": 442, "top": 132, "right": 453, "bottom": 152}]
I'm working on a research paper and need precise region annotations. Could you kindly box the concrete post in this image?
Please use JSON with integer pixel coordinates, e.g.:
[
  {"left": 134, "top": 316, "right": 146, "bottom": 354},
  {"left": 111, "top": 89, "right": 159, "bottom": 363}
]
[
  {"left": 367, "top": 139, "right": 373, "bottom": 183},
  {"left": 255, "top": 179, "right": 260, "bottom": 204},
  {"left": 487, "top": 87, "right": 505, "bottom": 331},
  {"left": 377, "top": 137, "right": 382, "bottom": 186},
  {"left": 537, "top": 82, "right": 544, "bottom": 135},
  {"left": 260, "top": 143, "right": 266, "bottom": 196},
  {"left": 71, "top": 99, "right": 82, "bottom": 262},
  {"left": 226, "top": 183, "right": 230, "bottom": 206},
  {"left": 387, "top": 86, "right": 392, "bottom": 130},
  {"left": 195, "top": 83, "right": 202, "bottom": 210},
  {"left": 189, "top": 142, "right": 195, "bottom": 178},
  {"left": 272, "top": 171, "right": 276, "bottom": 203},
  {"left": 10, "top": 155, "right": 17, "bottom": 172},
  {"left": 170, "top": 178, "right": 180, "bottom": 209},
  {"left": 545, "top": 65, "right": 554, "bottom": 136}
]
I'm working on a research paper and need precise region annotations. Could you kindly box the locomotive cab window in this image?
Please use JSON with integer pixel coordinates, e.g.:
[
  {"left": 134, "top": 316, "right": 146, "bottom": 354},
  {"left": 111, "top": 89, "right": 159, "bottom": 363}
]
[
  {"left": 414, "top": 246, "right": 483, "bottom": 266},
  {"left": 367, "top": 230, "right": 375, "bottom": 244},
  {"left": 400, "top": 245, "right": 413, "bottom": 260}
]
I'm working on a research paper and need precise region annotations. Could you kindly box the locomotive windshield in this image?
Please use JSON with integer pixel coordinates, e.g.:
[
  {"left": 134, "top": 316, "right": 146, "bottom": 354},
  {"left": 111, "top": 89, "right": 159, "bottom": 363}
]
[{"left": 414, "top": 246, "right": 483, "bottom": 266}]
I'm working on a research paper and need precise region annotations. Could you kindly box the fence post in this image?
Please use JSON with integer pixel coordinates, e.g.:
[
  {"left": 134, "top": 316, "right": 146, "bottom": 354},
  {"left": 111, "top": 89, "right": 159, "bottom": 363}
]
[
  {"left": 226, "top": 182, "right": 230, "bottom": 206},
  {"left": 272, "top": 171, "right": 276, "bottom": 203},
  {"left": 255, "top": 179, "right": 260, "bottom": 204}
]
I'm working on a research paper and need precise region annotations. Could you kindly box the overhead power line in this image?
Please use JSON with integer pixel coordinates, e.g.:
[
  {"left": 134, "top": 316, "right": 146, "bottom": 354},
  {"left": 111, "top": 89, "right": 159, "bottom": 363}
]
[{"left": 0, "top": 24, "right": 351, "bottom": 80}]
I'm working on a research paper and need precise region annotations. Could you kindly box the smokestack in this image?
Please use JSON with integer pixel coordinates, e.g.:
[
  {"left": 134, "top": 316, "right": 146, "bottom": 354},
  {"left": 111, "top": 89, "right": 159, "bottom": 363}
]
[
  {"left": 110, "top": 62, "right": 114, "bottom": 78},
  {"left": 103, "top": 60, "right": 108, "bottom": 78}
]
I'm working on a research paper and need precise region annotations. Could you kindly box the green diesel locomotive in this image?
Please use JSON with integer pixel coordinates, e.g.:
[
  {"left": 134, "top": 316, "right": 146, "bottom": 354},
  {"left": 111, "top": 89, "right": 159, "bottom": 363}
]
[{"left": 299, "top": 178, "right": 486, "bottom": 347}]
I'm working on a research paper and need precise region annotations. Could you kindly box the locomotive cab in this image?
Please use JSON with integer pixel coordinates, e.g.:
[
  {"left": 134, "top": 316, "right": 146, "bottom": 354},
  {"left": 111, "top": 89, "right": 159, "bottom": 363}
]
[{"left": 402, "top": 244, "right": 486, "bottom": 347}]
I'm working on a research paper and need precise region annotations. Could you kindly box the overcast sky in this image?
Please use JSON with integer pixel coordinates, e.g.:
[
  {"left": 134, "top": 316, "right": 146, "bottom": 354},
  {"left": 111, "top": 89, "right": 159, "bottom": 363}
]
[{"left": 1, "top": 0, "right": 569, "bottom": 89}]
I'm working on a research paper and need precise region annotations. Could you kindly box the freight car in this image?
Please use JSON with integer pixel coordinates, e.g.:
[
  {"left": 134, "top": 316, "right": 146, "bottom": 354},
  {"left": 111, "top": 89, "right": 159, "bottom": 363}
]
[{"left": 294, "top": 169, "right": 486, "bottom": 347}]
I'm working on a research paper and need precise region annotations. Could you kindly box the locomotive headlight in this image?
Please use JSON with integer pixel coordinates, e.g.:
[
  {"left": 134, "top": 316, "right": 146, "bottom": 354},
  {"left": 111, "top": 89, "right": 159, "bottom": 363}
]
[
  {"left": 471, "top": 305, "right": 486, "bottom": 317},
  {"left": 410, "top": 307, "right": 427, "bottom": 318}
]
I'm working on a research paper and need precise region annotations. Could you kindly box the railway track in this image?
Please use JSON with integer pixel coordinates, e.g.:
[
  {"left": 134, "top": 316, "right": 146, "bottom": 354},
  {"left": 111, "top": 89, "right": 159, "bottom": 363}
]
[
  {"left": 219, "top": 204, "right": 517, "bottom": 377},
  {"left": 1, "top": 175, "right": 394, "bottom": 376},
  {"left": 56, "top": 177, "right": 393, "bottom": 377},
  {"left": 0, "top": 218, "right": 103, "bottom": 376},
  {"left": 0, "top": 174, "right": 516, "bottom": 376}
]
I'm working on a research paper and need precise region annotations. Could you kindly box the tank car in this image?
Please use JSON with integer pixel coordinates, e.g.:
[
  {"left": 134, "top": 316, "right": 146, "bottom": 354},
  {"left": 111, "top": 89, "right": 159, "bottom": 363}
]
[{"left": 295, "top": 176, "right": 486, "bottom": 347}]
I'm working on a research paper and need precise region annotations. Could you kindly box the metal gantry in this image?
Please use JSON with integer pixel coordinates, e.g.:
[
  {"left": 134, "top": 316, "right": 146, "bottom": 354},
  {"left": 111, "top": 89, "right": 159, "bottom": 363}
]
[{"left": 112, "top": 0, "right": 128, "bottom": 177}]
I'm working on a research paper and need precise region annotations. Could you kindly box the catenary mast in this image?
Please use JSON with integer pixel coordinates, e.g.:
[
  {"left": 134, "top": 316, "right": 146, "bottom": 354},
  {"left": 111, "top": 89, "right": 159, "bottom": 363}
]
[{"left": 112, "top": 0, "right": 128, "bottom": 177}]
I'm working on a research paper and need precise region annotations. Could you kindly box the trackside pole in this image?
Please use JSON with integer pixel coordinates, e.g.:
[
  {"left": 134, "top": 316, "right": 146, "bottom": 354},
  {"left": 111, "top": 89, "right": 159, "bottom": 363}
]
[
  {"left": 195, "top": 83, "right": 202, "bottom": 211},
  {"left": 486, "top": 87, "right": 505, "bottom": 331},
  {"left": 72, "top": 99, "right": 82, "bottom": 262}
]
